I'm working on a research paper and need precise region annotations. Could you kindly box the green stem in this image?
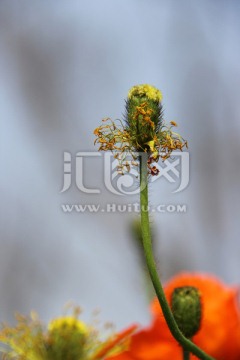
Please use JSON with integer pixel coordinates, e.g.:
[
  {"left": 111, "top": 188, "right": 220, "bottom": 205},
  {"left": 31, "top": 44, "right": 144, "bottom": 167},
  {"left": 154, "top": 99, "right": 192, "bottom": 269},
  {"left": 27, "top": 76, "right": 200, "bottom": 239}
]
[
  {"left": 139, "top": 153, "right": 214, "bottom": 360},
  {"left": 183, "top": 348, "right": 190, "bottom": 360}
]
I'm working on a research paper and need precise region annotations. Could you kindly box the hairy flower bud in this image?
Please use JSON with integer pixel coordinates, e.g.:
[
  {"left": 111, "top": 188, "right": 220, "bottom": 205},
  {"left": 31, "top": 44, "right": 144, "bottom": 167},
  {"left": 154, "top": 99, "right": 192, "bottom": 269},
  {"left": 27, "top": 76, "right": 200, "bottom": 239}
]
[
  {"left": 94, "top": 84, "right": 187, "bottom": 175},
  {"left": 171, "top": 286, "right": 201, "bottom": 338},
  {"left": 125, "top": 84, "right": 163, "bottom": 151}
]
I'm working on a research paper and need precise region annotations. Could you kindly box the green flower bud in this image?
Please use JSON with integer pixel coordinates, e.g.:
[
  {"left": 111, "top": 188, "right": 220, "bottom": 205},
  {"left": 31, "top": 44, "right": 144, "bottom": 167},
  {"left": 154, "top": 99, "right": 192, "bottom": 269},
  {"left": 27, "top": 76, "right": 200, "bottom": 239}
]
[
  {"left": 171, "top": 286, "right": 202, "bottom": 338},
  {"left": 125, "top": 84, "right": 163, "bottom": 151}
]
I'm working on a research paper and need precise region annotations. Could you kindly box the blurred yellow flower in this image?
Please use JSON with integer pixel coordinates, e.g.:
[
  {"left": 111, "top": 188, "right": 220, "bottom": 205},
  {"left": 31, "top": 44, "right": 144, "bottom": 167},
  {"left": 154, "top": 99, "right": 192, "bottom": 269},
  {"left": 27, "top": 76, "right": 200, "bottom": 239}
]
[
  {"left": 0, "top": 310, "right": 137, "bottom": 360},
  {"left": 48, "top": 316, "right": 88, "bottom": 333}
]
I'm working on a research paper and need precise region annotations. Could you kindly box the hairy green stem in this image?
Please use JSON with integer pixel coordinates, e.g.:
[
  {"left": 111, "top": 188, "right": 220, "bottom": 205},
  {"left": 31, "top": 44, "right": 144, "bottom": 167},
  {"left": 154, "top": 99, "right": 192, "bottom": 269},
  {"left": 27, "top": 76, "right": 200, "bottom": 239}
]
[{"left": 139, "top": 153, "right": 214, "bottom": 360}]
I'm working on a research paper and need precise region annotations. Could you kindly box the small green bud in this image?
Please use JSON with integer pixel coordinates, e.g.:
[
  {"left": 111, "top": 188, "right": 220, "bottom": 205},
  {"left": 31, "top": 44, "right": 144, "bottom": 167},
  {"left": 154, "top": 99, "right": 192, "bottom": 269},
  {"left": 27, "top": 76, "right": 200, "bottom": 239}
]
[{"left": 171, "top": 286, "right": 201, "bottom": 338}]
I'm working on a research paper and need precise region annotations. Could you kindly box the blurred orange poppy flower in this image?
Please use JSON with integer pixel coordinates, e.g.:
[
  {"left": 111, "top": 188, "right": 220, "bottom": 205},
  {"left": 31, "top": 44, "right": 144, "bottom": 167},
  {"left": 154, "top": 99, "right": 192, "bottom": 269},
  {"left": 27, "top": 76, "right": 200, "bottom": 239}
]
[{"left": 108, "top": 273, "right": 240, "bottom": 360}]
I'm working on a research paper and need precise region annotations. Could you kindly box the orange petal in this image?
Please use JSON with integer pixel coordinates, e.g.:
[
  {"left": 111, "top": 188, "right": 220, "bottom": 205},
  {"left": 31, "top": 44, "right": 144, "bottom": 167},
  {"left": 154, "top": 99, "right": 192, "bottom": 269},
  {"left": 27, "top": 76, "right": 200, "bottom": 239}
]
[
  {"left": 93, "top": 324, "right": 138, "bottom": 359},
  {"left": 109, "top": 273, "right": 240, "bottom": 360}
]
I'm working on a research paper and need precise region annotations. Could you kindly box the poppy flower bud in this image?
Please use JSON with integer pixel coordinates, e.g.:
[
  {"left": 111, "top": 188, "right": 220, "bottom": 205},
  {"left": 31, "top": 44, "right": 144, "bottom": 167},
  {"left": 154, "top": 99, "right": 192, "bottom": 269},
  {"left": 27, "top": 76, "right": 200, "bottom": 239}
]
[
  {"left": 171, "top": 286, "right": 201, "bottom": 338},
  {"left": 125, "top": 84, "right": 163, "bottom": 151}
]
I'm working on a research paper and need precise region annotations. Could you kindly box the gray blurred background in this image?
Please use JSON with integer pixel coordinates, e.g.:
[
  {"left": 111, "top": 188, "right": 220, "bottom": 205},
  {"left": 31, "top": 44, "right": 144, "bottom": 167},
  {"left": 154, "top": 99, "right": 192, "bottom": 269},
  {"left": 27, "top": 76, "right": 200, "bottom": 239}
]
[{"left": 0, "top": 0, "right": 240, "bottom": 329}]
